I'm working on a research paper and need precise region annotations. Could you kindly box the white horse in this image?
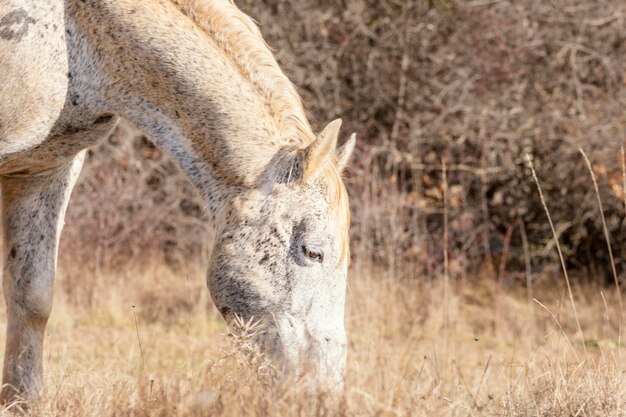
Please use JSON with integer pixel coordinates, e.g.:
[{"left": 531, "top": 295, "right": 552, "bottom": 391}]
[{"left": 0, "top": 0, "right": 355, "bottom": 402}]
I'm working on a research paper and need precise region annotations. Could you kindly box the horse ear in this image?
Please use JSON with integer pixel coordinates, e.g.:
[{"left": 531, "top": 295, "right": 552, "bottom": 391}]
[
  {"left": 336, "top": 133, "right": 356, "bottom": 172},
  {"left": 304, "top": 119, "right": 342, "bottom": 180}
]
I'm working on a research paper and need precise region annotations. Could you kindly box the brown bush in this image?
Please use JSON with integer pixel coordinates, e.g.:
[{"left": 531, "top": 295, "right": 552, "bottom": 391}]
[{"left": 60, "top": 0, "right": 626, "bottom": 287}]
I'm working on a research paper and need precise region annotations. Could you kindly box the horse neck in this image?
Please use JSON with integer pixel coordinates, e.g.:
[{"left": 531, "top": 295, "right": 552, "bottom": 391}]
[{"left": 72, "top": 0, "right": 314, "bottom": 211}]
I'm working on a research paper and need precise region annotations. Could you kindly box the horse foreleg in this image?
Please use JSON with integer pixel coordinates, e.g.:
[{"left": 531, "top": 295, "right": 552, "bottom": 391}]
[{"left": 0, "top": 152, "right": 85, "bottom": 404}]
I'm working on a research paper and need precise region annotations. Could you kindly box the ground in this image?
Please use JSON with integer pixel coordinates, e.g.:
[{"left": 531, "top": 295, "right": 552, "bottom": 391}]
[{"left": 0, "top": 265, "right": 623, "bottom": 416}]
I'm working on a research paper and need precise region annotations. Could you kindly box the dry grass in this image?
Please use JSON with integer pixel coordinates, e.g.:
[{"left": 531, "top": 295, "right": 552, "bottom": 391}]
[
  {"left": 0, "top": 264, "right": 623, "bottom": 416},
  {"left": 1, "top": 1, "right": 624, "bottom": 415}
]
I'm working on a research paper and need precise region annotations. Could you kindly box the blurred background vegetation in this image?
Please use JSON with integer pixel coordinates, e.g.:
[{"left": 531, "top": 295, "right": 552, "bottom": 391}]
[
  {"left": 12, "top": 3, "right": 624, "bottom": 414},
  {"left": 60, "top": 0, "right": 626, "bottom": 301}
]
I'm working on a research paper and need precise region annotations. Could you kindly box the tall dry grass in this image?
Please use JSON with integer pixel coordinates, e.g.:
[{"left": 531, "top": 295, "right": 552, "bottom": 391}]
[
  {"left": 1, "top": 1, "right": 625, "bottom": 415},
  {"left": 0, "top": 264, "right": 623, "bottom": 416},
  {"left": 17, "top": 131, "right": 620, "bottom": 416},
  {"left": 0, "top": 155, "right": 623, "bottom": 415}
]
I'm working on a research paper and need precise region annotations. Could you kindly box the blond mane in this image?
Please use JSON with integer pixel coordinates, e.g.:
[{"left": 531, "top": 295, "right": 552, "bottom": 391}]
[
  {"left": 169, "top": 0, "right": 315, "bottom": 146},
  {"left": 323, "top": 163, "right": 351, "bottom": 264},
  {"left": 170, "top": 0, "right": 350, "bottom": 264}
]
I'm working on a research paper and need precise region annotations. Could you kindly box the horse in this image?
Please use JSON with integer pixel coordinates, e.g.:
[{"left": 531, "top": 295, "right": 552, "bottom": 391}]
[{"left": 0, "top": 0, "right": 355, "bottom": 403}]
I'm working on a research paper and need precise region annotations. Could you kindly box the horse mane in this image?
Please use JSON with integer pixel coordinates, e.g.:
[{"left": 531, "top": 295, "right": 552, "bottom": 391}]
[
  {"left": 170, "top": 0, "right": 350, "bottom": 264},
  {"left": 169, "top": 0, "right": 315, "bottom": 146}
]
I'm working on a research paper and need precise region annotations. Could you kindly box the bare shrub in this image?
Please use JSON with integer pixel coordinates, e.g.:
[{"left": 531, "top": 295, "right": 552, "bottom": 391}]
[{"left": 58, "top": 0, "right": 626, "bottom": 290}]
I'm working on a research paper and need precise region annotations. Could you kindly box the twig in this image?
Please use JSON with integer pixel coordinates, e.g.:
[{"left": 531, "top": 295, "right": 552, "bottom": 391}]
[
  {"left": 185, "top": 274, "right": 193, "bottom": 379},
  {"left": 525, "top": 154, "right": 587, "bottom": 356},
  {"left": 441, "top": 396, "right": 472, "bottom": 412},
  {"left": 586, "top": 12, "right": 621, "bottom": 27},
  {"left": 621, "top": 145, "right": 626, "bottom": 218},
  {"left": 411, "top": 162, "right": 504, "bottom": 176},
  {"left": 579, "top": 148, "right": 622, "bottom": 314},
  {"left": 494, "top": 220, "right": 519, "bottom": 334},
  {"left": 464, "top": 0, "right": 505, "bottom": 7},
  {"left": 520, "top": 220, "right": 533, "bottom": 309},
  {"left": 132, "top": 305, "right": 146, "bottom": 371},
  {"left": 442, "top": 157, "right": 450, "bottom": 327},
  {"left": 390, "top": 0, "right": 415, "bottom": 143},
  {"left": 538, "top": 220, "right": 575, "bottom": 257},
  {"left": 534, "top": 299, "right": 579, "bottom": 361},
  {"left": 569, "top": 48, "right": 586, "bottom": 119},
  {"left": 470, "top": 354, "right": 492, "bottom": 414},
  {"left": 479, "top": 117, "right": 493, "bottom": 274}
]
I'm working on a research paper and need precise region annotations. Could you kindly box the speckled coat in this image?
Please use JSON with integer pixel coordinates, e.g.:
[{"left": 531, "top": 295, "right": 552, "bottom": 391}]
[{"left": 0, "top": 0, "right": 355, "bottom": 403}]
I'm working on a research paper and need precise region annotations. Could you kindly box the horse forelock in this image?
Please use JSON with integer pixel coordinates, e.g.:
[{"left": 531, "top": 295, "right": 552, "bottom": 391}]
[{"left": 321, "top": 163, "right": 351, "bottom": 266}]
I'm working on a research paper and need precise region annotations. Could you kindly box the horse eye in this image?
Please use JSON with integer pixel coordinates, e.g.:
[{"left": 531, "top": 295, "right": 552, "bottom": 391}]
[{"left": 302, "top": 245, "right": 324, "bottom": 263}]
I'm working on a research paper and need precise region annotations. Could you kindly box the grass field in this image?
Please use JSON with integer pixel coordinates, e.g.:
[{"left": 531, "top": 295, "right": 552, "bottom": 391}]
[{"left": 0, "top": 264, "right": 623, "bottom": 416}]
